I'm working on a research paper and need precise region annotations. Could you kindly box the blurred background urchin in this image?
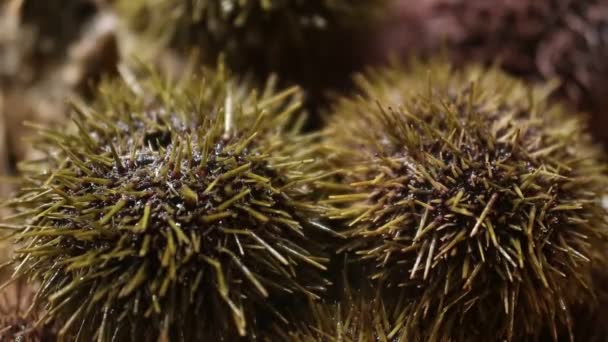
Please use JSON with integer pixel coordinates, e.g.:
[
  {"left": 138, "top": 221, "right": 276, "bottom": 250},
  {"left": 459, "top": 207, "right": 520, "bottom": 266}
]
[
  {"left": 376, "top": 0, "right": 608, "bottom": 146},
  {"left": 115, "top": 0, "right": 387, "bottom": 110}
]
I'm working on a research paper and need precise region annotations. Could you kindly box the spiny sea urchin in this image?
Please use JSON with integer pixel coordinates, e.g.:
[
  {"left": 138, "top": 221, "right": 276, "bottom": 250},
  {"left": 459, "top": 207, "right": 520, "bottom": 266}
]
[
  {"left": 2, "top": 65, "right": 331, "bottom": 340},
  {"left": 117, "top": 0, "right": 381, "bottom": 58},
  {"left": 116, "top": 0, "right": 385, "bottom": 101},
  {"left": 321, "top": 61, "right": 608, "bottom": 341},
  {"left": 277, "top": 295, "right": 394, "bottom": 342}
]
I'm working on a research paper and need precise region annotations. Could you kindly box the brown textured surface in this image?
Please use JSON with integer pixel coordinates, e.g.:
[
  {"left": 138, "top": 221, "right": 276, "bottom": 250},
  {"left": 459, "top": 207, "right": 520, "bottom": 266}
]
[
  {"left": 0, "top": 0, "right": 119, "bottom": 200},
  {"left": 0, "top": 281, "right": 53, "bottom": 341},
  {"left": 376, "top": 0, "right": 608, "bottom": 146}
]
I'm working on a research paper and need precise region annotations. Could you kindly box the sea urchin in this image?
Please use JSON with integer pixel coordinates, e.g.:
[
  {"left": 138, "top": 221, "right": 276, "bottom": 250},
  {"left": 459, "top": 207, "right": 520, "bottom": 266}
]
[
  {"left": 3, "top": 65, "right": 330, "bottom": 340},
  {"left": 117, "top": 0, "right": 385, "bottom": 99},
  {"left": 322, "top": 61, "right": 608, "bottom": 341}
]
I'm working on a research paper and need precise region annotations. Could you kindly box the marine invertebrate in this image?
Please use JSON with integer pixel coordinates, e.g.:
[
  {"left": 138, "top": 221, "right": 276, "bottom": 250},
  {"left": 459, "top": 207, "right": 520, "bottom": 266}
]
[
  {"left": 322, "top": 61, "right": 608, "bottom": 340},
  {"left": 3, "top": 65, "right": 331, "bottom": 340},
  {"left": 117, "top": 0, "right": 386, "bottom": 103}
]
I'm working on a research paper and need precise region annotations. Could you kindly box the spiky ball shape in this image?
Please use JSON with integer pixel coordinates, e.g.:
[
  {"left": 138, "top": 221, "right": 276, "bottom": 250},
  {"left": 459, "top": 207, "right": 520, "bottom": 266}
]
[
  {"left": 322, "top": 62, "right": 608, "bottom": 341},
  {"left": 116, "top": 0, "right": 384, "bottom": 98},
  {"left": 3, "top": 67, "right": 331, "bottom": 340}
]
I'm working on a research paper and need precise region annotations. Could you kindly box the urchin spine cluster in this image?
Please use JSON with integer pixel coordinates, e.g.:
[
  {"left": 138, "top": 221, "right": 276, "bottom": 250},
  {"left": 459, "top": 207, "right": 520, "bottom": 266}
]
[
  {"left": 273, "top": 269, "right": 404, "bottom": 342},
  {"left": 2, "top": 40, "right": 608, "bottom": 340},
  {"left": 321, "top": 62, "right": 608, "bottom": 341},
  {"left": 2, "top": 66, "right": 332, "bottom": 340}
]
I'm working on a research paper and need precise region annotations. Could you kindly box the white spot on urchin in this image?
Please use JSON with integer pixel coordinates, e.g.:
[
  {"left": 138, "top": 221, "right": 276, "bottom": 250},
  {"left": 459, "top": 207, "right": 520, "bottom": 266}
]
[
  {"left": 221, "top": 0, "right": 235, "bottom": 13},
  {"left": 601, "top": 195, "right": 608, "bottom": 210},
  {"left": 311, "top": 15, "right": 327, "bottom": 29}
]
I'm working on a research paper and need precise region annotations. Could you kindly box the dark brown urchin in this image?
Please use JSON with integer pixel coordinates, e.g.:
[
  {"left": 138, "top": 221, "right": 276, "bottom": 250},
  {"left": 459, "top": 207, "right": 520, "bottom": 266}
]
[
  {"left": 2, "top": 65, "right": 332, "bottom": 341},
  {"left": 0, "top": 281, "right": 54, "bottom": 341},
  {"left": 376, "top": 0, "right": 608, "bottom": 145},
  {"left": 321, "top": 61, "right": 608, "bottom": 341},
  {"left": 115, "top": 0, "right": 386, "bottom": 106}
]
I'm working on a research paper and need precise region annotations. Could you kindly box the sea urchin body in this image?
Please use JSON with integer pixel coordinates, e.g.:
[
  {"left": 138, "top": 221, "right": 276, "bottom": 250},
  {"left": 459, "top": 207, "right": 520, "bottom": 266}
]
[
  {"left": 3, "top": 66, "right": 330, "bottom": 340},
  {"left": 322, "top": 62, "right": 608, "bottom": 341}
]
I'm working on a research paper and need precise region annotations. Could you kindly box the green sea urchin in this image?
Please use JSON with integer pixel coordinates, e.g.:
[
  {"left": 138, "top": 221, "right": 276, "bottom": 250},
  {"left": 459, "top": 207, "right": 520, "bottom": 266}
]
[
  {"left": 322, "top": 61, "right": 608, "bottom": 341},
  {"left": 2, "top": 65, "right": 331, "bottom": 340},
  {"left": 118, "top": 0, "right": 378, "bottom": 57},
  {"left": 117, "top": 0, "right": 385, "bottom": 100}
]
